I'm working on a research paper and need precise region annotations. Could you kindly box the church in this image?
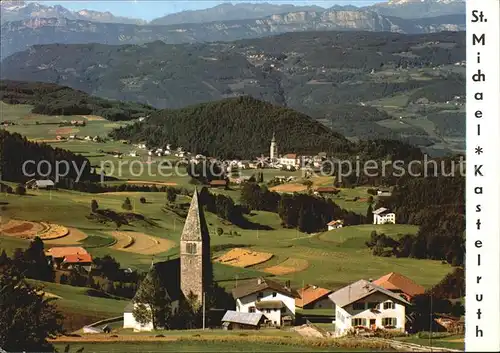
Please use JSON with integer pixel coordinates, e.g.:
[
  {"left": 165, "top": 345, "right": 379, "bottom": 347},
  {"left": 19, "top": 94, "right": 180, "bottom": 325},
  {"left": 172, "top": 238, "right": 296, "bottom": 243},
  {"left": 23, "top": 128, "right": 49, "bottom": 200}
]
[{"left": 123, "top": 188, "right": 212, "bottom": 331}]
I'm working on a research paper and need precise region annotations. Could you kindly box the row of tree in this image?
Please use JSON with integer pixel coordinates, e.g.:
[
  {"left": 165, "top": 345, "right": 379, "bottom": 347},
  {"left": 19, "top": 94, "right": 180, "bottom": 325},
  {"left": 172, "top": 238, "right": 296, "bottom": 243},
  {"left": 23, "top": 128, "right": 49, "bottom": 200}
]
[{"left": 239, "top": 183, "right": 365, "bottom": 233}]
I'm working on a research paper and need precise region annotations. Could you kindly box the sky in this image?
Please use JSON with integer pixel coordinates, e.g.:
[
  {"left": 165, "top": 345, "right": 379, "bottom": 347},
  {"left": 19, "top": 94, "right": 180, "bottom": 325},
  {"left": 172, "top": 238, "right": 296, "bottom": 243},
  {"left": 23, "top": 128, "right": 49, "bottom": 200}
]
[{"left": 34, "top": 1, "right": 384, "bottom": 21}]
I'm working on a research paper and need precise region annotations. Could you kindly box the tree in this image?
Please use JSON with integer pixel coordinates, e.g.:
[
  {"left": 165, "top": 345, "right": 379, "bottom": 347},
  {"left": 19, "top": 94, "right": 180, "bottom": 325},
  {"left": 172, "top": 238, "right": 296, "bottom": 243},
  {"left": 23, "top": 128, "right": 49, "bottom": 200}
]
[
  {"left": 366, "top": 203, "right": 374, "bottom": 224},
  {"left": 140, "top": 196, "right": 146, "bottom": 204},
  {"left": 122, "top": 197, "right": 133, "bottom": 211},
  {"left": 23, "top": 237, "right": 54, "bottom": 282},
  {"left": 0, "top": 265, "right": 63, "bottom": 351},
  {"left": 133, "top": 266, "right": 171, "bottom": 329},
  {"left": 15, "top": 184, "right": 26, "bottom": 195},
  {"left": 91, "top": 199, "right": 99, "bottom": 213},
  {"left": 166, "top": 187, "right": 177, "bottom": 203}
]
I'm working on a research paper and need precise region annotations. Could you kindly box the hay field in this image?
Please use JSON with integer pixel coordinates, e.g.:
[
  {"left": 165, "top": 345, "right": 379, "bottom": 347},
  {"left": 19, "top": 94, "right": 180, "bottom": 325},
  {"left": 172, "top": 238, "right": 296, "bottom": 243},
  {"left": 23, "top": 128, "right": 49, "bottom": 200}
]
[
  {"left": 109, "top": 231, "right": 175, "bottom": 255},
  {"left": 215, "top": 248, "right": 273, "bottom": 268}
]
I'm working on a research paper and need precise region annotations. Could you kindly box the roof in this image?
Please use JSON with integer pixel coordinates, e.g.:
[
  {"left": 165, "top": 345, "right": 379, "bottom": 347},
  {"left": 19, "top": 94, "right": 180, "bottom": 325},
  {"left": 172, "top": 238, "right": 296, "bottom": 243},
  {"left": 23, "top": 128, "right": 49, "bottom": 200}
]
[
  {"left": 315, "top": 187, "right": 337, "bottom": 193},
  {"left": 372, "top": 207, "right": 393, "bottom": 215},
  {"left": 35, "top": 180, "right": 55, "bottom": 187},
  {"left": 180, "top": 189, "right": 211, "bottom": 242},
  {"left": 373, "top": 272, "right": 425, "bottom": 298},
  {"left": 255, "top": 300, "right": 284, "bottom": 309},
  {"left": 63, "top": 253, "right": 93, "bottom": 264},
  {"left": 282, "top": 154, "right": 297, "bottom": 159},
  {"left": 328, "top": 279, "right": 411, "bottom": 308},
  {"left": 232, "top": 277, "right": 300, "bottom": 299},
  {"left": 45, "top": 246, "right": 88, "bottom": 258},
  {"left": 124, "top": 302, "right": 134, "bottom": 313},
  {"left": 296, "top": 285, "right": 333, "bottom": 307},
  {"left": 221, "top": 310, "right": 263, "bottom": 326},
  {"left": 327, "top": 220, "right": 343, "bottom": 226}
]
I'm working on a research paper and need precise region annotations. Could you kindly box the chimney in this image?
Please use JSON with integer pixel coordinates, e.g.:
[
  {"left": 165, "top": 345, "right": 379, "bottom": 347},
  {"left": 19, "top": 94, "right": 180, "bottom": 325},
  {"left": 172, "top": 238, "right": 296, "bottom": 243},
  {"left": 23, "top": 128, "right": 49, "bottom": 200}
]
[
  {"left": 257, "top": 278, "right": 262, "bottom": 285},
  {"left": 312, "top": 285, "right": 317, "bottom": 290}
]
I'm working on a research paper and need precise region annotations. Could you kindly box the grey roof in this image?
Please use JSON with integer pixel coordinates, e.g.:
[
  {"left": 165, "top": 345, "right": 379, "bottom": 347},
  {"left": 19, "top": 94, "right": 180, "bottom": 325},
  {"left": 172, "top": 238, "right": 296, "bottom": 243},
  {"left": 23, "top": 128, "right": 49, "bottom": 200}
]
[
  {"left": 180, "top": 188, "right": 210, "bottom": 241},
  {"left": 35, "top": 180, "right": 55, "bottom": 186},
  {"left": 328, "top": 279, "right": 411, "bottom": 308},
  {"left": 372, "top": 207, "right": 392, "bottom": 215},
  {"left": 222, "top": 310, "right": 264, "bottom": 326},
  {"left": 232, "top": 277, "right": 300, "bottom": 299}
]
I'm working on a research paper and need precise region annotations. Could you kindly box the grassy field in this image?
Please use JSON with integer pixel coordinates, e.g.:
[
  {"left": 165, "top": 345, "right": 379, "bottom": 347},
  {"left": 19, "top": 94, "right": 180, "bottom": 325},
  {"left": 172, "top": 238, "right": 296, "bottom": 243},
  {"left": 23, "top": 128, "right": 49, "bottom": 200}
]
[
  {"left": 51, "top": 330, "right": 394, "bottom": 352},
  {"left": 395, "top": 335, "right": 464, "bottom": 350},
  {"left": 1, "top": 187, "right": 452, "bottom": 291}
]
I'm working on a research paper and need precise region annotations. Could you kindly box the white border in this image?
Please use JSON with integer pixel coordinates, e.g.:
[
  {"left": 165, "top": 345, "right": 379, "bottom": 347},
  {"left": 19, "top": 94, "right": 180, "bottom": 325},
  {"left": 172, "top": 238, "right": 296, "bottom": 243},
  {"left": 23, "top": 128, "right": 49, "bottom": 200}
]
[{"left": 466, "top": 0, "right": 500, "bottom": 351}]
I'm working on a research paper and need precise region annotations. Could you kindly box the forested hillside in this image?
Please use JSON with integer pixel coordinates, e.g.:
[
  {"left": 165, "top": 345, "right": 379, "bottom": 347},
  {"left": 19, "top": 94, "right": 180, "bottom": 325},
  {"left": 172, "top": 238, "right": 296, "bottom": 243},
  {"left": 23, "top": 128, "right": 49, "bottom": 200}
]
[
  {"left": 0, "top": 80, "right": 156, "bottom": 121},
  {"left": 110, "top": 96, "right": 352, "bottom": 159},
  {"left": 0, "top": 130, "right": 94, "bottom": 182}
]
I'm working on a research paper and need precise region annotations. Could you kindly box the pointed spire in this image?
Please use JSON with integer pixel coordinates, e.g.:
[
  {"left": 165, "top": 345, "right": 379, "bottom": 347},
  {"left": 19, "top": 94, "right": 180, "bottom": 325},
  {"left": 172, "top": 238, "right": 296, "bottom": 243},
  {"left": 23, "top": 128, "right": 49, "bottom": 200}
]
[
  {"left": 271, "top": 132, "right": 276, "bottom": 142},
  {"left": 181, "top": 187, "right": 209, "bottom": 241}
]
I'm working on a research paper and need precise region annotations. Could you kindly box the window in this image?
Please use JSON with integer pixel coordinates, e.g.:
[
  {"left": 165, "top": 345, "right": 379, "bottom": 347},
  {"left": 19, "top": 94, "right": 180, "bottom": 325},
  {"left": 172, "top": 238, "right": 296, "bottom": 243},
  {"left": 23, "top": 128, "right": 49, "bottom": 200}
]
[
  {"left": 383, "top": 302, "right": 395, "bottom": 310},
  {"left": 274, "top": 309, "right": 278, "bottom": 312},
  {"left": 266, "top": 309, "right": 271, "bottom": 313},
  {"left": 382, "top": 318, "right": 397, "bottom": 327},
  {"left": 186, "top": 242, "right": 197, "bottom": 254},
  {"left": 249, "top": 306, "right": 256, "bottom": 313},
  {"left": 352, "top": 318, "right": 366, "bottom": 327},
  {"left": 367, "top": 302, "right": 378, "bottom": 309},
  {"left": 352, "top": 302, "right": 365, "bottom": 310},
  {"left": 272, "top": 292, "right": 277, "bottom": 297}
]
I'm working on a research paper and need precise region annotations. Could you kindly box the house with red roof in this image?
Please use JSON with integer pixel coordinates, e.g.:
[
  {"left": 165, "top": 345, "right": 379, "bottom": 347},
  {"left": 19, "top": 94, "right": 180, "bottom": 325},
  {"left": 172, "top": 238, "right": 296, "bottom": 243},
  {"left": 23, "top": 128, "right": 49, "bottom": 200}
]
[
  {"left": 61, "top": 253, "right": 93, "bottom": 271},
  {"left": 296, "top": 284, "right": 334, "bottom": 310},
  {"left": 45, "top": 246, "right": 90, "bottom": 269},
  {"left": 373, "top": 272, "right": 425, "bottom": 301}
]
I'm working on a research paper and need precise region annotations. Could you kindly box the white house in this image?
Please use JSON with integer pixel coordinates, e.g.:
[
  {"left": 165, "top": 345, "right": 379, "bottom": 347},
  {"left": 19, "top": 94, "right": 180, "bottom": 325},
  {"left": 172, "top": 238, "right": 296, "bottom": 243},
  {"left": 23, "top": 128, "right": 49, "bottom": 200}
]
[
  {"left": 278, "top": 154, "right": 300, "bottom": 169},
  {"left": 232, "top": 277, "right": 299, "bottom": 327},
  {"left": 327, "top": 220, "right": 343, "bottom": 231},
  {"left": 372, "top": 207, "right": 396, "bottom": 225},
  {"left": 328, "top": 279, "right": 411, "bottom": 337}
]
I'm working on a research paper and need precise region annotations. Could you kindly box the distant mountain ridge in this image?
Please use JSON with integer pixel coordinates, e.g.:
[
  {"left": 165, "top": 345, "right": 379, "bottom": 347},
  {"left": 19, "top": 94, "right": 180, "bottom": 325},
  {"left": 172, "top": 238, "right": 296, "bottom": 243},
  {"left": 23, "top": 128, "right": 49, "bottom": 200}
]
[
  {"left": 0, "top": 0, "right": 146, "bottom": 24},
  {"left": 0, "top": 10, "right": 465, "bottom": 59}
]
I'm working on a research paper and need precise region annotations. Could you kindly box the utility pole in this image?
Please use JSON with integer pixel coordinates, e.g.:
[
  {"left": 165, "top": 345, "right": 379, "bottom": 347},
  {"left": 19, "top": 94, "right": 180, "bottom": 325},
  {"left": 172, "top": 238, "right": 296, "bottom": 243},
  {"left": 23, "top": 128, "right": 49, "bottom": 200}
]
[
  {"left": 429, "top": 290, "right": 433, "bottom": 351},
  {"left": 202, "top": 292, "right": 206, "bottom": 330}
]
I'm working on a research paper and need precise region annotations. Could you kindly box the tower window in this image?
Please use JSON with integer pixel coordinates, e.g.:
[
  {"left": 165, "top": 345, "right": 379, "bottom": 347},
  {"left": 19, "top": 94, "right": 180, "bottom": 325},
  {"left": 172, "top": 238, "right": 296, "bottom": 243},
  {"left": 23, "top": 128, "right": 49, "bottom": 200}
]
[{"left": 186, "top": 242, "right": 197, "bottom": 254}]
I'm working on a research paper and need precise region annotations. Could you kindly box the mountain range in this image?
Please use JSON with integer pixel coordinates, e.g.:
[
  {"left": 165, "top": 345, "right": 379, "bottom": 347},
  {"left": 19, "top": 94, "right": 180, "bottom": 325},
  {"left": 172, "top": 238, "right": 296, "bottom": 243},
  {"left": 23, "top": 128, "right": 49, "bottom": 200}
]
[
  {"left": 1, "top": 1, "right": 466, "bottom": 24},
  {"left": 0, "top": 0, "right": 465, "bottom": 59},
  {"left": 0, "top": 30, "right": 466, "bottom": 155}
]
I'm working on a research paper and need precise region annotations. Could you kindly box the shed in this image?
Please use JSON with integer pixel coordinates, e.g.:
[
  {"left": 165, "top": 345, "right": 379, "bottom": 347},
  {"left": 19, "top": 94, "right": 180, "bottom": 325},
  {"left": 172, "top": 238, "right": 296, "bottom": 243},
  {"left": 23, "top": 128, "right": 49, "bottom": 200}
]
[{"left": 221, "top": 310, "right": 264, "bottom": 330}]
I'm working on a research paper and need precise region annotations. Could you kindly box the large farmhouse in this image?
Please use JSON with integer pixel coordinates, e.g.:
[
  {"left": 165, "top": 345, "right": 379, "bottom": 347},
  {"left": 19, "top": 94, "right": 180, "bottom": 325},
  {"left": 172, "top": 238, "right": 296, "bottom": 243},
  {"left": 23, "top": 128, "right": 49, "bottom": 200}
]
[
  {"left": 372, "top": 207, "right": 396, "bottom": 225},
  {"left": 232, "top": 277, "right": 299, "bottom": 327},
  {"left": 329, "top": 279, "right": 411, "bottom": 337}
]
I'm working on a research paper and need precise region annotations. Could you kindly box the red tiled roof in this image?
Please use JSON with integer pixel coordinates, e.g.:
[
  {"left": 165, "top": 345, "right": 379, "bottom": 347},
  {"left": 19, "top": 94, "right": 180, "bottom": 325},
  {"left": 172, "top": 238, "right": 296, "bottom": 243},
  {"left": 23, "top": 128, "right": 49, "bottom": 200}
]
[
  {"left": 373, "top": 272, "right": 425, "bottom": 299},
  {"left": 327, "top": 220, "right": 343, "bottom": 226},
  {"left": 282, "top": 154, "right": 297, "bottom": 159},
  {"left": 45, "top": 247, "right": 88, "bottom": 258},
  {"left": 63, "top": 253, "right": 93, "bottom": 264},
  {"left": 296, "top": 285, "right": 332, "bottom": 308}
]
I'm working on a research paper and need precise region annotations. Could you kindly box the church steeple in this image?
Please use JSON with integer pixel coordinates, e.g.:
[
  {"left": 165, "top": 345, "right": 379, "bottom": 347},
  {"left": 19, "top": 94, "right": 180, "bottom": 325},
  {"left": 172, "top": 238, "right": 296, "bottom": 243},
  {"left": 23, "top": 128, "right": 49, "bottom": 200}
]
[
  {"left": 270, "top": 132, "right": 278, "bottom": 161},
  {"left": 180, "top": 188, "right": 212, "bottom": 306}
]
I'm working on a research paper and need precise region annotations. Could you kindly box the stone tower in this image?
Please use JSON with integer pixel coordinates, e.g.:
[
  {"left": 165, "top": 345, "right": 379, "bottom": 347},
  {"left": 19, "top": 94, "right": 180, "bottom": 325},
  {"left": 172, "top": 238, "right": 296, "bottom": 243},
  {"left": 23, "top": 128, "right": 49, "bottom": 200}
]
[
  {"left": 180, "top": 188, "right": 212, "bottom": 306},
  {"left": 270, "top": 132, "right": 278, "bottom": 161}
]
